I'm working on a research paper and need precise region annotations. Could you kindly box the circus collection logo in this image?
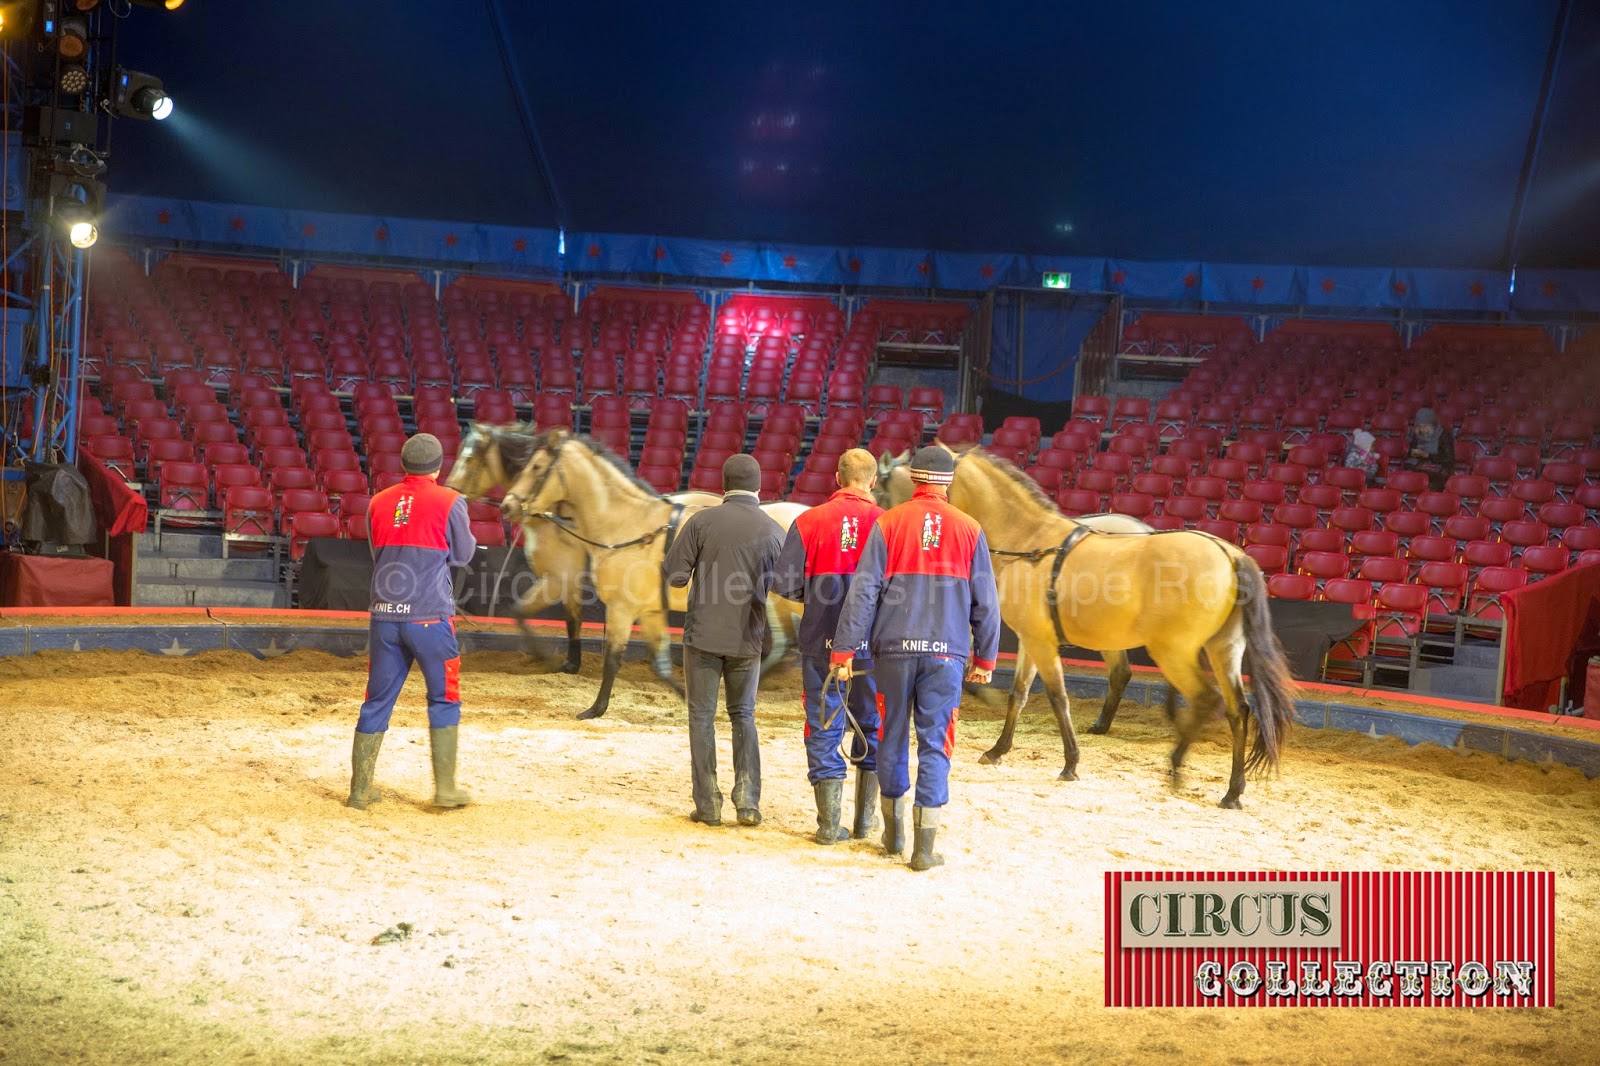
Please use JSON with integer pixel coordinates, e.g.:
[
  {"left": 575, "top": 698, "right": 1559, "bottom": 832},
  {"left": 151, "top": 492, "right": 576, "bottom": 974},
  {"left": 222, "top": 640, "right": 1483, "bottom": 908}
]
[
  {"left": 920, "top": 511, "right": 942, "bottom": 550},
  {"left": 1104, "top": 872, "right": 1553, "bottom": 1008}
]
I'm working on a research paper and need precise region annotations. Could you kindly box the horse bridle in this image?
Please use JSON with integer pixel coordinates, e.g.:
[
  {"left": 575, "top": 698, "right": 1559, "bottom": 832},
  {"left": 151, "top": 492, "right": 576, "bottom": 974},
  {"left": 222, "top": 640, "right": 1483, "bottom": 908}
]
[{"left": 504, "top": 439, "right": 684, "bottom": 553}]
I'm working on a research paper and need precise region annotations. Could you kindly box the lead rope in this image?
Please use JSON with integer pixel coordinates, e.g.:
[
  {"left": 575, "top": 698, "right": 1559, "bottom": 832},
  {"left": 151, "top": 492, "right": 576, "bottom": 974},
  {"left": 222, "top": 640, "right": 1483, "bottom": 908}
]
[{"left": 824, "top": 670, "right": 872, "bottom": 767}]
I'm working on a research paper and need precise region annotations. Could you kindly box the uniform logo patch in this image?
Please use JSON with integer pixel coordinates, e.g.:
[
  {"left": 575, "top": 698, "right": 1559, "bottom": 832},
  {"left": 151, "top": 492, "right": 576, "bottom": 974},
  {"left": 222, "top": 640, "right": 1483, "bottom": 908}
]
[
  {"left": 920, "top": 511, "right": 942, "bottom": 550},
  {"left": 394, "top": 494, "right": 414, "bottom": 527},
  {"left": 840, "top": 515, "right": 859, "bottom": 551}
]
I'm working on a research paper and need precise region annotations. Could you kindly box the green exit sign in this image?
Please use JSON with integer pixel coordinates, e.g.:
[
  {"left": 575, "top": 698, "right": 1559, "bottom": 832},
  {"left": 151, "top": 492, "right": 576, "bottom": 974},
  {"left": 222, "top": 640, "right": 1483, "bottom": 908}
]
[{"left": 1042, "top": 272, "right": 1071, "bottom": 289}]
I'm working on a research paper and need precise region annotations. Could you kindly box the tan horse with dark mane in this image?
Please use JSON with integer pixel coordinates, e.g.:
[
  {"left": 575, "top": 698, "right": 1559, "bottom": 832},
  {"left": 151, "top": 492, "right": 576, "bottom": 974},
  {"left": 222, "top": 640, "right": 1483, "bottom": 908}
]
[
  {"left": 893, "top": 447, "right": 1296, "bottom": 808},
  {"left": 880, "top": 449, "right": 1173, "bottom": 738},
  {"left": 499, "top": 430, "right": 807, "bottom": 720}
]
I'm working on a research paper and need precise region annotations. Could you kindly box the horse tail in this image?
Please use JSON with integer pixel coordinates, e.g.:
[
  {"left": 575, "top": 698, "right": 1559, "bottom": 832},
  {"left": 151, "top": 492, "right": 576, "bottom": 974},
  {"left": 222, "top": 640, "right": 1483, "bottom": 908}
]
[{"left": 1234, "top": 556, "right": 1298, "bottom": 774}]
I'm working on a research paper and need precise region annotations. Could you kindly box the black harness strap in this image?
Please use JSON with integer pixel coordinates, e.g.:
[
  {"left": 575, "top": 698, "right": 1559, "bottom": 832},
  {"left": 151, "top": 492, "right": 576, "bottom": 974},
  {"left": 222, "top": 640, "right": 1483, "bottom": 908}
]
[{"left": 1042, "top": 525, "right": 1092, "bottom": 651}]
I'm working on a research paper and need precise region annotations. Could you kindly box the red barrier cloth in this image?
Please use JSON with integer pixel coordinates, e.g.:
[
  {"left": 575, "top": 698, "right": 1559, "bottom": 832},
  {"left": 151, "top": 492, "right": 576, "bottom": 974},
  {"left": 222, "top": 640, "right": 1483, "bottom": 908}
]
[
  {"left": 0, "top": 552, "right": 115, "bottom": 607},
  {"left": 1501, "top": 560, "right": 1600, "bottom": 710},
  {"left": 77, "top": 448, "right": 147, "bottom": 536},
  {"left": 1585, "top": 659, "right": 1600, "bottom": 721}
]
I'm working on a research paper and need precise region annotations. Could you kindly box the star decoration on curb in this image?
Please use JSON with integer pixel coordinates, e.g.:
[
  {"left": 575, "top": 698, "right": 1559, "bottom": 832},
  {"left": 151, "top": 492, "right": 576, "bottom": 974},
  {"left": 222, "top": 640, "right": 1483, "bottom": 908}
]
[
  {"left": 374, "top": 226, "right": 389, "bottom": 243},
  {"left": 444, "top": 233, "right": 459, "bottom": 248},
  {"left": 1320, "top": 278, "right": 1337, "bottom": 294},
  {"left": 980, "top": 264, "right": 995, "bottom": 279},
  {"left": 512, "top": 237, "right": 528, "bottom": 253},
  {"left": 1250, "top": 276, "right": 1266, "bottom": 291},
  {"left": 156, "top": 210, "right": 172, "bottom": 225},
  {"left": 1182, "top": 272, "right": 1198, "bottom": 288},
  {"left": 848, "top": 257, "right": 862, "bottom": 272},
  {"left": 1110, "top": 270, "right": 1126, "bottom": 286},
  {"left": 229, "top": 216, "right": 246, "bottom": 232},
  {"left": 720, "top": 250, "right": 734, "bottom": 265},
  {"left": 302, "top": 224, "right": 317, "bottom": 238},
  {"left": 1541, "top": 280, "right": 1558, "bottom": 296},
  {"left": 587, "top": 244, "right": 601, "bottom": 258},
  {"left": 1392, "top": 280, "right": 1408, "bottom": 295},
  {"left": 782, "top": 255, "right": 798, "bottom": 270},
  {"left": 1468, "top": 281, "right": 1484, "bottom": 297}
]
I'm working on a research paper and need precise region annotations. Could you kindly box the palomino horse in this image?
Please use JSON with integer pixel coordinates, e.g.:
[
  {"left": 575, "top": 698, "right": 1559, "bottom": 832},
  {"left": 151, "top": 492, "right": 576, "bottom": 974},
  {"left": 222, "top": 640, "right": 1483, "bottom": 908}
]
[
  {"left": 447, "top": 423, "right": 597, "bottom": 673},
  {"left": 501, "top": 431, "right": 808, "bottom": 721},
  {"left": 448, "top": 423, "right": 797, "bottom": 680},
  {"left": 879, "top": 449, "right": 1172, "bottom": 738},
  {"left": 890, "top": 447, "right": 1296, "bottom": 808}
]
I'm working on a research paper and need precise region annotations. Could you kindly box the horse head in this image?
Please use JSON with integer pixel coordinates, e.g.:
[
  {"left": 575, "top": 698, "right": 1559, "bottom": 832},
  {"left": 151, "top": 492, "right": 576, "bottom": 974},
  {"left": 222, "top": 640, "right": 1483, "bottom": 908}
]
[
  {"left": 446, "top": 423, "right": 497, "bottom": 499},
  {"left": 501, "top": 428, "right": 568, "bottom": 520}
]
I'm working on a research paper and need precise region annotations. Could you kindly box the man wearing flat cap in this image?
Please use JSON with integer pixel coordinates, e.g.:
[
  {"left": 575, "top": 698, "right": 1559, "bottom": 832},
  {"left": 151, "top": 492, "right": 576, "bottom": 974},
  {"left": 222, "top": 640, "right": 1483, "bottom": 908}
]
[
  {"left": 831, "top": 446, "right": 1000, "bottom": 871},
  {"left": 347, "top": 432, "right": 477, "bottom": 811},
  {"left": 663, "top": 454, "right": 785, "bottom": 828}
]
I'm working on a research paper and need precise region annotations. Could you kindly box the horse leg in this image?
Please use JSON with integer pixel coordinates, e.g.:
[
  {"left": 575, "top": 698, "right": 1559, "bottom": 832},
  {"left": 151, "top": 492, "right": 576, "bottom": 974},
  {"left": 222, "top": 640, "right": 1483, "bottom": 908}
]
[
  {"left": 561, "top": 593, "right": 583, "bottom": 674},
  {"left": 1087, "top": 650, "right": 1131, "bottom": 734},
  {"left": 511, "top": 578, "right": 568, "bottom": 672},
  {"left": 1147, "top": 647, "right": 1217, "bottom": 793},
  {"left": 1205, "top": 631, "right": 1250, "bottom": 810},
  {"left": 577, "top": 612, "right": 633, "bottom": 720},
  {"left": 1038, "top": 651, "right": 1081, "bottom": 781},
  {"left": 639, "top": 609, "right": 684, "bottom": 698},
  {"left": 980, "top": 644, "right": 1037, "bottom": 766}
]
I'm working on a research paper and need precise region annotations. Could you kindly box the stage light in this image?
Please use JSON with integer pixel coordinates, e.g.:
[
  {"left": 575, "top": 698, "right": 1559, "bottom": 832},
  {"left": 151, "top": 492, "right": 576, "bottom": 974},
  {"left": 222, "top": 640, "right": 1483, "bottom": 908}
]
[
  {"left": 114, "top": 69, "right": 172, "bottom": 120},
  {"left": 57, "top": 16, "right": 86, "bottom": 57},
  {"left": 73, "top": 0, "right": 102, "bottom": 10},
  {"left": 56, "top": 202, "right": 98, "bottom": 248},
  {"left": 58, "top": 64, "right": 88, "bottom": 94},
  {"left": 129, "top": 0, "right": 184, "bottom": 9}
]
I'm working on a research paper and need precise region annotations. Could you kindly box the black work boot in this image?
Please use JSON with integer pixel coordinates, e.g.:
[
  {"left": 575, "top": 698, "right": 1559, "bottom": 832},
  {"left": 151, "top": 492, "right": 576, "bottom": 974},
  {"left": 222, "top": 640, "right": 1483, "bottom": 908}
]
[
  {"left": 346, "top": 730, "right": 385, "bottom": 810},
  {"left": 851, "top": 769, "right": 880, "bottom": 839},
  {"left": 429, "top": 726, "right": 472, "bottom": 808},
  {"left": 909, "top": 806, "right": 945, "bottom": 871},
  {"left": 880, "top": 795, "right": 908, "bottom": 857},
  {"left": 812, "top": 779, "right": 850, "bottom": 844}
]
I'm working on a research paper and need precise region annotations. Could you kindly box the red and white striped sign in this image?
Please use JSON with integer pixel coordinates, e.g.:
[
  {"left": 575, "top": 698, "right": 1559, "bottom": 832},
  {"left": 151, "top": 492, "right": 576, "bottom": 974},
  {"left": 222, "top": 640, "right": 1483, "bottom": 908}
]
[{"left": 1104, "top": 871, "right": 1555, "bottom": 1007}]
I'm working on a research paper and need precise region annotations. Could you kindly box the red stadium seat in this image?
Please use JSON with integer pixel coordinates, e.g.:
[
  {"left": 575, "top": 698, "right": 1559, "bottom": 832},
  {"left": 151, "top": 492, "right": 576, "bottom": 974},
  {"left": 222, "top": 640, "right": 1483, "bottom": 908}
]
[
  {"left": 1350, "top": 529, "right": 1400, "bottom": 564},
  {"left": 1371, "top": 582, "right": 1429, "bottom": 669},
  {"left": 1297, "top": 527, "right": 1346, "bottom": 556},
  {"left": 1298, "top": 550, "right": 1351, "bottom": 587},
  {"left": 1268, "top": 572, "right": 1317, "bottom": 600},
  {"left": 1244, "top": 543, "right": 1289, "bottom": 575},
  {"left": 1357, "top": 555, "right": 1409, "bottom": 586},
  {"left": 1460, "top": 566, "right": 1527, "bottom": 638},
  {"left": 1521, "top": 545, "right": 1569, "bottom": 581},
  {"left": 223, "top": 485, "right": 276, "bottom": 542},
  {"left": 1501, "top": 519, "right": 1550, "bottom": 551},
  {"left": 1056, "top": 488, "right": 1102, "bottom": 517},
  {"left": 285, "top": 510, "right": 341, "bottom": 560}
]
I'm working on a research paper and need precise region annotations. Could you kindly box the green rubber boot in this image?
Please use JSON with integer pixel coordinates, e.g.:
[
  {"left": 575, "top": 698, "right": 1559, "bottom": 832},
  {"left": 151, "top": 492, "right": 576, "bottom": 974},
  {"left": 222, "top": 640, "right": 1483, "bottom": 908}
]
[
  {"left": 813, "top": 779, "right": 850, "bottom": 844},
  {"left": 429, "top": 726, "right": 472, "bottom": 808},
  {"left": 851, "top": 769, "right": 880, "bottom": 839},
  {"left": 346, "top": 730, "right": 385, "bottom": 810},
  {"left": 880, "top": 795, "right": 908, "bottom": 857},
  {"left": 908, "top": 806, "right": 945, "bottom": 872}
]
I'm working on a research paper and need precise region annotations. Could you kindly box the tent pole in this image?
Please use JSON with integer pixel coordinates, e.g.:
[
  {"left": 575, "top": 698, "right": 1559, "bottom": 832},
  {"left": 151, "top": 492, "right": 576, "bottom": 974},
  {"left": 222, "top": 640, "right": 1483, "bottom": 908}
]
[{"left": 1501, "top": 0, "right": 1571, "bottom": 271}]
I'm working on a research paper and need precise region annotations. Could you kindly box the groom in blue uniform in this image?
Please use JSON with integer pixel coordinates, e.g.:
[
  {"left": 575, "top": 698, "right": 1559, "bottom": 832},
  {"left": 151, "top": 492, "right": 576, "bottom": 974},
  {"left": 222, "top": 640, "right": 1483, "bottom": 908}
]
[
  {"left": 347, "top": 433, "right": 477, "bottom": 810},
  {"left": 830, "top": 446, "right": 1000, "bottom": 870}
]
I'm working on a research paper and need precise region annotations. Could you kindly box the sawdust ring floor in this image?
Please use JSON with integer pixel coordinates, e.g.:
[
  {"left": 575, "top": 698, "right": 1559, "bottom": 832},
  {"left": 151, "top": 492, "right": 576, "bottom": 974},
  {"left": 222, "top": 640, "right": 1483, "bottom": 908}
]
[{"left": 0, "top": 648, "right": 1594, "bottom": 1065}]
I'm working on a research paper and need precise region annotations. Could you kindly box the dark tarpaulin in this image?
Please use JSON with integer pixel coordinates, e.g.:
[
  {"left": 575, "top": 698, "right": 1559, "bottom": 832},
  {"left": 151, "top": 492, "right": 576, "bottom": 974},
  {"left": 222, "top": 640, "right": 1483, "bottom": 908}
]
[
  {"left": 19, "top": 462, "right": 97, "bottom": 547},
  {"left": 297, "top": 539, "right": 535, "bottom": 617}
]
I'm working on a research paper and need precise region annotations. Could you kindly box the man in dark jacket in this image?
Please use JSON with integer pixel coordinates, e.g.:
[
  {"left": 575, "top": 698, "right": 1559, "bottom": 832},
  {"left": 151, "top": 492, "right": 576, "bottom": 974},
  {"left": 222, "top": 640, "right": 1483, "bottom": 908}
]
[
  {"left": 831, "top": 446, "right": 1000, "bottom": 871},
  {"left": 349, "top": 433, "right": 477, "bottom": 811},
  {"left": 772, "top": 447, "right": 885, "bottom": 844},
  {"left": 662, "top": 454, "right": 785, "bottom": 828}
]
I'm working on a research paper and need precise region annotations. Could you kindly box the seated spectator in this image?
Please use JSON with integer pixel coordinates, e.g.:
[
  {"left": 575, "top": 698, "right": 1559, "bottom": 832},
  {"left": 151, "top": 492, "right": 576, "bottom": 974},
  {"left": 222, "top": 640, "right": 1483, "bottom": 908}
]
[
  {"left": 1344, "top": 429, "right": 1380, "bottom": 481},
  {"left": 1405, "top": 408, "right": 1455, "bottom": 492}
]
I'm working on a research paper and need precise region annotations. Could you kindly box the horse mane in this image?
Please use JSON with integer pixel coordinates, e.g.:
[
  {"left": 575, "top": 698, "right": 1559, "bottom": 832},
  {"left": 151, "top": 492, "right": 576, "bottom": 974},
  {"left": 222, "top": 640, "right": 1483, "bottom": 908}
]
[
  {"left": 564, "top": 435, "right": 666, "bottom": 500},
  {"left": 969, "top": 447, "right": 1060, "bottom": 515},
  {"left": 488, "top": 422, "right": 542, "bottom": 470}
]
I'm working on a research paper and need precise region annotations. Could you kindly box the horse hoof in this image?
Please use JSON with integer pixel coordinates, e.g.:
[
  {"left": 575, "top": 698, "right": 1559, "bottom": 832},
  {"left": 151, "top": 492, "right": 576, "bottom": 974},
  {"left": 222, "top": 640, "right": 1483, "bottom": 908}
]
[
  {"left": 978, "top": 750, "right": 1003, "bottom": 766},
  {"left": 1219, "top": 795, "right": 1243, "bottom": 810},
  {"left": 1087, "top": 722, "right": 1110, "bottom": 735},
  {"left": 560, "top": 661, "right": 581, "bottom": 675},
  {"left": 1058, "top": 769, "right": 1079, "bottom": 782},
  {"left": 576, "top": 707, "right": 605, "bottom": 721}
]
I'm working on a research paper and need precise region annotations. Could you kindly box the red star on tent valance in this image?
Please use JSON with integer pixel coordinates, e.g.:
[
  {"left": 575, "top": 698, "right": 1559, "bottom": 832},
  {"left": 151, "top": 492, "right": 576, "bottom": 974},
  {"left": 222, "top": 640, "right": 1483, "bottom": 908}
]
[
  {"left": 653, "top": 246, "right": 667, "bottom": 261},
  {"left": 720, "top": 251, "right": 734, "bottom": 265},
  {"left": 586, "top": 244, "right": 600, "bottom": 258},
  {"left": 1182, "top": 272, "right": 1198, "bottom": 288},
  {"left": 1392, "top": 280, "right": 1408, "bottom": 295},
  {"left": 229, "top": 216, "right": 245, "bottom": 232},
  {"left": 512, "top": 238, "right": 528, "bottom": 253},
  {"left": 1319, "top": 278, "right": 1336, "bottom": 293},
  {"left": 847, "top": 257, "right": 862, "bottom": 272},
  {"left": 444, "top": 233, "right": 458, "bottom": 248},
  {"left": 1468, "top": 281, "right": 1485, "bottom": 297},
  {"left": 1110, "top": 270, "right": 1126, "bottom": 286},
  {"left": 374, "top": 226, "right": 389, "bottom": 242},
  {"left": 782, "top": 255, "right": 798, "bottom": 270},
  {"left": 980, "top": 264, "right": 995, "bottom": 279},
  {"left": 1541, "top": 280, "right": 1558, "bottom": 296},
  {"left": 1250, "top": 276, "right": 1265, "bottom": 291},
  {"left": 301, "top": 224, "right": 316, "bottom": 238},
  {"left": 156, "top": 210, "right": 171, "bottom": 225}
]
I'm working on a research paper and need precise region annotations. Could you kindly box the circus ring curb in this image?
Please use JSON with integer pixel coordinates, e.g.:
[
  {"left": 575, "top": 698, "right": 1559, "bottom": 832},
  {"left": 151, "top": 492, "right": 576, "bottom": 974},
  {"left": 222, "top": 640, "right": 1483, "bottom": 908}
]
[{"left": 3, "top": 610, "right": 1598, "bottom": 781}]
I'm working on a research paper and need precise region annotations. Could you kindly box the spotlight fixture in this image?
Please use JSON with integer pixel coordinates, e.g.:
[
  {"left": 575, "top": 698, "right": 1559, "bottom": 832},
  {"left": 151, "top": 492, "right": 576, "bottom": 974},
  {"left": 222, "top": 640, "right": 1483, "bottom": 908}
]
[
  {"left": 57, "top": 16, "right": 87, "bottom": 57},
  {"left": 113, "top": 68, "right": 172, "bottom": 120},
  {"left": 58, "top": 64, "right": 89, "bottom": 95},
  {"left": 73, "top": 0, "right": 102, "bottom": 10},
  {"left": 56, "top": 202, "right": 98, "bottom": 249},
  {"left": 129, "top": 0, "right": 184, "bottom": 9}
]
